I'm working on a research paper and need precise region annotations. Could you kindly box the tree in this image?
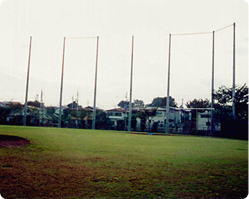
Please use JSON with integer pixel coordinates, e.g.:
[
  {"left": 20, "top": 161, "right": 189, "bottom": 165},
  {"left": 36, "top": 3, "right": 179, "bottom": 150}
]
[
  {"left": 78, "top": 110, "right": 87, "bottom": 128},
  {"left": 213, "top": 84, "right": 248, "bottom": 139},
  {"left": 70, "top": 108, "right": 87, "bottom": 128},
  {"left": 61, "top": 108, "right": 70, "bottom": 126},
  {"left": 185, "top": 99, "right": 211, "bottom": 125},
  {"left": 214, "top": 84, "right": 248, "bottom": 116},
  {"left": 46, "top": 106, "right": 56, "bottom": 115},
  {"left": 185, "top": 99, "right": 211, "bottom": 108},
  {"left": 131, "top": 113, "right": 137, "bottom": 131},
  {"left": 95, "top": 110, "right": 110, "bottom": 130},
  {"left": 0, "top": 107, "right": 11, "bottom": 124},
  {"left": 147, "top": 97, "right": 177, "bottom": 107},
  {"left": 138, "top": 108, "right": 158, "bottom": 132},
  {"left": 117, "top": 100, "right": 130, "bottom": 108},
  {"left": 118, "top": 99, "right": 144, "bottom": 110},
  {"left": 137, "top": 110, "right": 146, "bottom": 132},
  {"left": 0, "top": 102, "right": 23, "bottom": 125},
  {"left": 133, "top": 99, "right": 145, "bottom": 108}
]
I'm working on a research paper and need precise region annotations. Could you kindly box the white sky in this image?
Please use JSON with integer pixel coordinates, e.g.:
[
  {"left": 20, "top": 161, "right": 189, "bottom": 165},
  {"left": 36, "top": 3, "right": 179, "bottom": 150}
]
[{"left": 0, "top": 0, "right": 248, "bottom": 109}]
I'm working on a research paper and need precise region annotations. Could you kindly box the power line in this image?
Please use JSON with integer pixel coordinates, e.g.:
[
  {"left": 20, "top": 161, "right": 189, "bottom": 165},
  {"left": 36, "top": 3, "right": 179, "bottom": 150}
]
[
  {"left": 66, "top": 37, "right": 97, "bottom": 39},
  {"left": 215, "top": 24, "right": 234, "bottom": 32},
  {"left": 172, "top": 31, "right": 212, "bottom": 36},
  {"left": 171, "top": 23, "right": 234, "bottom": 36}
]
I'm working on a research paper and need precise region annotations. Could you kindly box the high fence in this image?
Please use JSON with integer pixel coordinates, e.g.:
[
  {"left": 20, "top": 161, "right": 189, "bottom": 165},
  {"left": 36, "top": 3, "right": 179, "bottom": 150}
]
[{"left": 20, "top": 24, "right": 237, "bottom": 135}]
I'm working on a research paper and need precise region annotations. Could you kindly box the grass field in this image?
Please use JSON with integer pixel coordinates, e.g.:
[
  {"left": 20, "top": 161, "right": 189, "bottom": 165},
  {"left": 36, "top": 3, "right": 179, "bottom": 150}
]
[{"left": 0, "top": 125, "right": 248, "bottom": 198}]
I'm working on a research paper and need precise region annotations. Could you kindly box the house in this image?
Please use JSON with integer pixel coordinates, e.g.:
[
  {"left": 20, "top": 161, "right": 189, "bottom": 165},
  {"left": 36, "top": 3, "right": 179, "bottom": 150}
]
[
  {"left": 6, "top": 109, "right": 23, "bottom": 124},
  {"left": 136, "top": 107, "right": 182, "bottom": 133},
  {"left": 106, "top": 108, "right": 128, "bottom": 129},
  {"left": 55, "top": 105, "right": 69, "bottom": 115},
  {"left": 197, "top": 110, "right": 220, "bottom": 132},
  {"left": 197, "top": 110, "right": 211, "bottom": 131},
  {"left": 68, "top": 107, "right": 92, "bottom": 128},
  {"left": 5, "top": 104, "right": 52, "bottom": 126},
  {"left": 69, "top": 106, "right": 104, "bottom": 128},
  {"left": 105, "top": 106, "right": 220, "bottom": 134},
  {"left": 0, "top": 102, "right": 8, "bottom": 108},
  {"left": 152, "top": 107, "right": 181, "bottom": 132}
]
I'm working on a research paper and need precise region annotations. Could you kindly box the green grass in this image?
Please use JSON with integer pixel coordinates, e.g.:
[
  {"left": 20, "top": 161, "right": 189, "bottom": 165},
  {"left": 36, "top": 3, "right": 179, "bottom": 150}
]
[{"left": 0, "top": 125, "right": 248, "bottom": 198}]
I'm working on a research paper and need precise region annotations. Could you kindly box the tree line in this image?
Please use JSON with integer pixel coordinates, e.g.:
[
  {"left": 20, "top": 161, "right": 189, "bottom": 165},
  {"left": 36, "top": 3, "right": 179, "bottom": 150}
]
[
  {"left": 117, "top": 84, "right": 248, "bottom": 139},
  {"left": 0, "top": 84, "right": 247, "bottom": 139}
]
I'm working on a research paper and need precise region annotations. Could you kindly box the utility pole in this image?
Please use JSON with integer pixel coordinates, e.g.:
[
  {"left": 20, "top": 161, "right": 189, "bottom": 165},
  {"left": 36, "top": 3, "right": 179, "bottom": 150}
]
[
  {"left": 92, "top": 36, "right": 99, "bottom": 130},
  {"left": 58, "top": 37, "right": 66, "bottom": 128},
  {"left": 23, "top": 36, "right": 32, "bottom": 126},
  {"left": 165, "top": 34, "right": 171, "bottom": 134},
  {"left": 128, "top": 36, "right": 134, "bottom": 132}
]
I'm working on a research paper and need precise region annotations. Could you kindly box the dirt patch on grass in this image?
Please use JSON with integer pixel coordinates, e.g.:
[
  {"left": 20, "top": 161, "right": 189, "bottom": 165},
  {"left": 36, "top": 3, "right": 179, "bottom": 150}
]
[
  {"left": 0, "top": 154, "right": 247, "bottom": 198},
  {"left": 0, "top": 156, "right": 111, "bottom": 198},
  {"left": 0, "top": 135, "right": 30, "bottom": 148}
]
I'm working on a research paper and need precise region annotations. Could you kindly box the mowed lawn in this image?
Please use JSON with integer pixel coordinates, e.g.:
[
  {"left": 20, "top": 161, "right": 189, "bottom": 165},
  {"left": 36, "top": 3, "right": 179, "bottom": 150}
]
[{"left": 0, "top": 126, "right": 248, "bottom": 198}]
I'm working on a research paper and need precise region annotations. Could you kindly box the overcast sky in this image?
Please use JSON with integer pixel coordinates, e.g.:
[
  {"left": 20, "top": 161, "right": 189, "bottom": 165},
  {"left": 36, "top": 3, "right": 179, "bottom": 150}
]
[{"left": 0, "top": 0, "right": 248, "bottom": 109}]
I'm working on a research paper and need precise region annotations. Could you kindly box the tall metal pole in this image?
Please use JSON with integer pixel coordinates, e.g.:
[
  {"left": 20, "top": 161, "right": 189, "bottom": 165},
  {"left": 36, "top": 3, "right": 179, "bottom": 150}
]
[
  {"left": 211, "top": 31, "right": 215, "bottom": 135},
  {"left": 92, "top": 36, "right": 99, "bottom": 130},
  {"left": 232, "top": 23, "right": 236, "bottom": 120},
  {"left": 165, "top": 34, "right": 171, "bottom": 133},
  {"left": 232, "top": 23, "right": 236, "bottom": 134},
  {"left": 23, "top": 36, "right": 32, "bottom": 126},
  {"left": 58, "top": 37, "right": 66, "bottom": 128},
  {"left": 128, "top": 36, "right": 134, "bottom": 132}
]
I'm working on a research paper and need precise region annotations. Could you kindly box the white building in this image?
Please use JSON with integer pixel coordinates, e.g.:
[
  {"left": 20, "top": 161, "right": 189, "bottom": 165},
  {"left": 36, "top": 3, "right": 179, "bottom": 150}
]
[
  {"left": 106, "top": 108, "right": 128, "bottom": 128},
  {"left": 197, "top": 110, "right": 220, "bottom": 131},
  {"left": 135, "top": 107, "right": 182, "bottom": 133},
  {"left": 197, "top": 110, "right": 211, "bottom": 131}
]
